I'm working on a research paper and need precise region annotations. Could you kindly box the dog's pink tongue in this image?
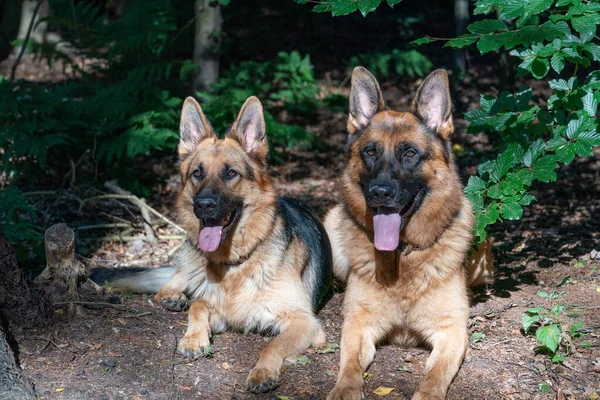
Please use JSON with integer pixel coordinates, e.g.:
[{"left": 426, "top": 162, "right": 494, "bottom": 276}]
[
  {"left": 373, "top": 213, "right": 401, "bottom": 251},
  {"left": 199, "top": 225, "right": 223, "bottom": 252}
]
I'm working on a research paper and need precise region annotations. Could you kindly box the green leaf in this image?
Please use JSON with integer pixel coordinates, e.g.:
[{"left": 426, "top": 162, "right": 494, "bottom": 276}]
[
  {"left": 467, "top": 20, "right": 507, "bottom": 35},
  {"left": 555, "top": 141, "right": 576, "bottom": 165},
  {"left": 557, "top": 276, "right": 571, "bottom": 287},
  {"left": 537, "top": 291, "right": 548, "bottom": 298},
  {"left": 445, "top": 36, "right": 479, "bottom": 49},
  {"left": 549, "top": 79, "right": 571, "bottom": 91},
  {"left": 571, "top": 14, "right": 599, "bottom": 35},
  {"left": 358, "top": 0, "right": 381, "bottom": 16},
  {"left": 477, "top": 34, "right": 506, "bottom": 54},
  {"left": 526, "top": 0, "right": 553, "bottom": 15},
  {"left": 522, "top": 311, "right": 541, "bottom": 332},
  {"left": 387, "top": 0, "right": 403, "bottom": 5},
  {"left": 531, "top": 58, "right": 550, "bottom": 79},
  {"left": 536, "top": 324, "right": 561, "bottom": 353},
  {"left": 550, "top": 52, "right": 565, "bottom": 73},
  {"left": 491, "top": 151, "right": 514, "bottom": 182},
  {"left": 331, "top": 1, "right": 360, "bottom": 16},
  {"left": 500, "top": 202, "right": 523, "bottom": 220},
  {"left": 464, "top": 175, "right": 488, "bottom": 194},
  {"left": 316, "top": 342, "right": 340, "bottom": 354},
  {"left": 546, "top": 136, "right": 567, "bottom": 151},
  {"left": 480, "top": 95, "right": 498, "bottom": 114},
  {"left": 539, "top": 382, "right": 552, "bottom": 393},
  {"left": 584, "top": 43, "right": 600, "bottom": 61},
  {"left": 532, "top": 155, "right": 558, "bottom": 182},
  {"left": 566, "top": 118, "right": 582, "bottom": 139},
  {"left": 520, "top": 193, "right": 536, "bottom": 205},
  {"left": 515, "top": 88, "right": 532, "bottom": 111},
  {"left": 294, "top": 355, "right": 312, "bottom": 365},
  {"left": 582, "top": 90, "right": 598, "bottom": 116},
  {"left": 411, "top": 37, "right": 435, "bottom": 45},
  {"left": 524, "top": 139, "right": 545, "bottom": 168}
]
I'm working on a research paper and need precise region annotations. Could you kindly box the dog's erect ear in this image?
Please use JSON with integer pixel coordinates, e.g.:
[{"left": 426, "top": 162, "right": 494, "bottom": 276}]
[
  {"left": 348, "top": 67, "right": 386, "bottom": 135},
  {"left": 230, "top": 96, "right": 268, "bottom": 161},
  {"left": 179, "top": 97, "right": 215, "bottom": 158},
  {"left": 411, "top": 69, "right": 453, "bottom": 139}
]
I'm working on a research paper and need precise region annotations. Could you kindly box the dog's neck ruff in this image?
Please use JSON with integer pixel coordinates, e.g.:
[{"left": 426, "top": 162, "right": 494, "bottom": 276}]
[{"left": 397, "top": 206, "right": 461, "bottom": 255}]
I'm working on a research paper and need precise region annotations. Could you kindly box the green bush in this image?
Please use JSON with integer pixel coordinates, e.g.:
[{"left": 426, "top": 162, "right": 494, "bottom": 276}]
[
  {"left": 198, "top": 51, "right": 322, "bottom": 152},
  {"left": 349, "top": 48, "right": 433, "bottom": 78},
  {"left": 417, "top": 0, "right": 600, "bottom": 241}
]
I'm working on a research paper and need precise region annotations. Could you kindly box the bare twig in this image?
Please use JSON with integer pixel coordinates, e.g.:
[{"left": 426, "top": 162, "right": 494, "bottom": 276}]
[
  {"left": 75, "top": 223, "right": 139, "bottom": 231},
  {"left": 86, "top": 193, "right": 185, "bottom": 234},
  {"left": 104, "top": 180, "right": 157, "bottom": 242},
  {"left": 10, "top": 0, "right": 45, "bottom": 81}
]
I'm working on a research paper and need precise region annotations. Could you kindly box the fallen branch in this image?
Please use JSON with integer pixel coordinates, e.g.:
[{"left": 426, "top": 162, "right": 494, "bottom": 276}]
[
  {"left": 75, "top": 223, "right": 139, "bottom": 231},
  {"left": 86, "top": 193, "right": 185, "bottom": 234},
  {"left": 104, "top": 180, "right": 157, "bottom": 242}
]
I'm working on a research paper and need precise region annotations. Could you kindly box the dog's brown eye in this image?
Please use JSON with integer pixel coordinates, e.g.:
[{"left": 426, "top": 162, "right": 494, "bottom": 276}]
[
  {"left": 366, "top": 149, "right": 376, "bottom": 157},
  {"left": 192, "top": 169, "right": 202, "bottom": 178},
  {"left": 227, "top": 169, "right": 238, "bottom": 177},
  {"left": 406, "top": 149, "right": 417, "bottom": 158}
]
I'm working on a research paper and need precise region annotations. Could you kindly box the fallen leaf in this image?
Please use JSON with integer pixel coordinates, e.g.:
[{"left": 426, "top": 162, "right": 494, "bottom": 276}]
[
  {"left": 221, "top": 362, "right": 231, "bottom": 370},
  {"left": 56, "top": 388, "right": 64, "bottom": 392},
  {"left": 276, "top": 396, "right": 290, "bottom": 400},
  {"left": 363, "top": 372, "right": 373, "bottom": 379},
  {"left": 295, "top": 355, "right": 311, "bottom": 365},
  {"left": 178, "top": 385, "right": 193, "bottom": 390},
  {"left": 373, "top": 387, "right": 394, "bottom": 396},
  {"left": 108, "top": 351, "right": 123, "bottom": 357},
  {"left": 316, "top": 342, "right": 340, "bottom": 354}
]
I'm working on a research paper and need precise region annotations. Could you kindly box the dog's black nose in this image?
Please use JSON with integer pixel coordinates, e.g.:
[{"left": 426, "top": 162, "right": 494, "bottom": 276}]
[
  {"left": 194, "top": 197, "right": 217, "bottom": 214},
  {"left": 369, "top": 185, "right": 395, "bottom": 204}
]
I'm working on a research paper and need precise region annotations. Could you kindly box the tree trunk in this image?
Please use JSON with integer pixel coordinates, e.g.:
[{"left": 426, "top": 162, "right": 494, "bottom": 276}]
[
  {"left": 0, "top": 229, "right": 42, "bottom": 399},
  {"left": 0, "top": 230, "right": 50, "bottom": 329},
  {"left": 0, "top": 324, "right": 36, "bottom": 400},
  {"left": 453, "top": 0, "right": 469, "bottom": 75},
  {"left": 13, "top": 0, "right": 49, "bottom": 55},
  {"left": 193, "top": 0, "right": 222, "bottom": 93}
]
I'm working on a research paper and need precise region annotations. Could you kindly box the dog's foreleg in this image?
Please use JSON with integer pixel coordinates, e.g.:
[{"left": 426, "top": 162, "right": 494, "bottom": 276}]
[
  {"left": 412, "top": 326, "right": 468, "bottom": 400},
  {"left": 246, "top": 313, "right": 323, "bottom": 394},
  {"left": 177, "top": 300, "right": 213, "bottom": 358}
]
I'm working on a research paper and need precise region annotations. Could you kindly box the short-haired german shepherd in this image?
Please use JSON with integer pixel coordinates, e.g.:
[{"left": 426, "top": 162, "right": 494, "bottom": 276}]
[
  {"left": 324, "top": 67, "right": 481, "bottom": 400},
  {"left": 92, "top": 96, "right": 332, "bottom": 393}
]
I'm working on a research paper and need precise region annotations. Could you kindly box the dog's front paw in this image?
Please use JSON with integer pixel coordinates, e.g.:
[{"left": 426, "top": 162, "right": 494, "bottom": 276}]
[
  {"left": 246, "top": 366, "right": 280, "bottom": 393},
  {"left": 412, "top": 390, "right": 443, "bottom": 400},
  {"left": 155, "top": 288, "right": 188, "bottom": 311},
  {"left": 177, "top": 334, "right": 212, "bottom": 359},
  {"left": 327, "top": 382, "right": 364, "bottom": 400}
]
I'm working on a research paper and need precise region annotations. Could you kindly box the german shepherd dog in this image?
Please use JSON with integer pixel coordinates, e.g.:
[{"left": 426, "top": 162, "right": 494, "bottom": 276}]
[
  {"left": 93, "top": 96, "right": 332, "bottom": 393},
  {"left": 324, "top": 68, "right": 478, "bottom": 400}
]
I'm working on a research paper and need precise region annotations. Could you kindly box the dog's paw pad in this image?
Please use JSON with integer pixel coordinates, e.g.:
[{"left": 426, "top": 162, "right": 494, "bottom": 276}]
[
  {"left": 327, "top": 384, "right": 364, "bottom": 400},
  {"left": 246, "top": 367, "right": 279, "bottom": 393},
  {"left": 177, "top": 336, "right": 212, "bottom": 359}
]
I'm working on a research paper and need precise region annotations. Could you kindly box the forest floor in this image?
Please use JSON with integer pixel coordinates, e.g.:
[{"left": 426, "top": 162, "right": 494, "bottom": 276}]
[{"left": 5, "top": 55, "right": 600, "bottom": 400}]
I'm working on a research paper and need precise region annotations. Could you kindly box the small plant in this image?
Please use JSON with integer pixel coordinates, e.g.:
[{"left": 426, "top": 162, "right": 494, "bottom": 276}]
[
  {"left": 522, "top": 294, "right": 588, "bottom": 363},
  {"left": 197, "top": 51, "right": 323, "bottom": 154},
  {"left": 349, "top": 49, "right": 433, "bottom": 79}
]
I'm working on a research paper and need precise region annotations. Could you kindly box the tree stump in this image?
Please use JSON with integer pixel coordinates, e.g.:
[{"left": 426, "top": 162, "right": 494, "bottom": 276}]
[{"left": 35, "top": 223, "right": 86, "bottom": 317}]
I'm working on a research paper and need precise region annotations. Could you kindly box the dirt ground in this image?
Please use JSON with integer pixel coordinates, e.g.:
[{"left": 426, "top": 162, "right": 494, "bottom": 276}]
[{"left": 5, "top": 55, "right": 600, "bottom": 400}]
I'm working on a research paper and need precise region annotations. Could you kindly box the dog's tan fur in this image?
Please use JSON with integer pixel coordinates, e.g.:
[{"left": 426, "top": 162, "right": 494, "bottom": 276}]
[
  {"left": 157, "top": 96, "right": 326, "bottom": 392},
  {"left": 326, "top": 68, "right": 478, "bottom": 400}
]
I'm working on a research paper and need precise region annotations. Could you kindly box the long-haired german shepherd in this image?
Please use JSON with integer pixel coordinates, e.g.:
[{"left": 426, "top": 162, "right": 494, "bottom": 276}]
[
  {"left": 92, "top": 96, "right": 332, "bottom": 393},
  {"left": 324, "top": 67, "right": 482, "bottom": 400}
]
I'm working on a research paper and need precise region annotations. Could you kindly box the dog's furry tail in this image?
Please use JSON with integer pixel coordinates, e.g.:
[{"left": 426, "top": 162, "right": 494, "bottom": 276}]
[
  {"left": 89, "top": 266, "right": 177, "bottom": 294},
  {"left": 466, "top": 238, "right": 495, "bottom": 288}
]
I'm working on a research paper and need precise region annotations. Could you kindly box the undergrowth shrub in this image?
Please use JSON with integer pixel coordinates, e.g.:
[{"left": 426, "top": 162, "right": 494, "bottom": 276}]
[{"left": 299, "top": 0, "right": 600, "bottom": 243}]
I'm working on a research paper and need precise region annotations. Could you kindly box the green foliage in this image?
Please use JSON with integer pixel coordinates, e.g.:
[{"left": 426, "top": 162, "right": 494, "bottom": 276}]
[
  {"left": 522, "top": 290, "right": 588, "bottom": 363},
  {"left": 198, "top": 51, "right": 322, "bottom": 153},
  {"left": 294, "top": 0, "right": 404, "bottom": 17},
  {"left": 0, "top": 0, "right": 186, "bottom": 182},
  {"left": 418, "top": 0, "right": 600, "bottom": 242},
  {"left": 349, "top": 49, "right": 433, "bottom": 78},
  {"left": 0, "top": 186, "right": 42, "bottom": 264}
]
